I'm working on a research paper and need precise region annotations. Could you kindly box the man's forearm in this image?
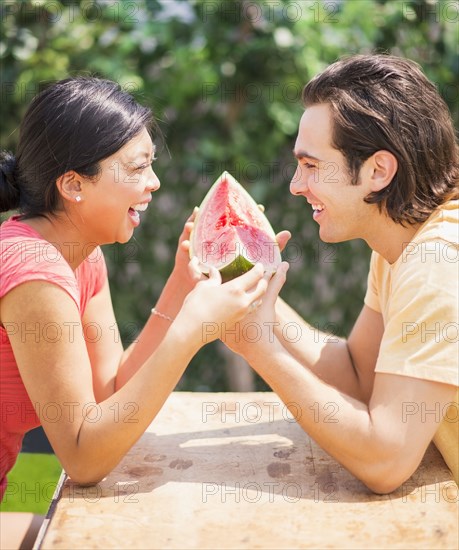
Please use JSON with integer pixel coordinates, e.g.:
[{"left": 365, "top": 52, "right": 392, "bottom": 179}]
[
  {"left": 241, "top": 340, "right": 398, "bottom": 491},
  {"left": 275, "top": 297, "right": 363, "bottom": 399}
]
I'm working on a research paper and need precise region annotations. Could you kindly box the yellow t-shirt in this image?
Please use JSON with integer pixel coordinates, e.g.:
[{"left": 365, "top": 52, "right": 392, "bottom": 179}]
[{"left": 364, "top": 200, "right": 458, "bottom": 483}]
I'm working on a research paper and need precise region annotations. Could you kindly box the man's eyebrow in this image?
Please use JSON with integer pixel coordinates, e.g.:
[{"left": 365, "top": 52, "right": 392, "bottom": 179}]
[{"left": 292, "top": 149, "right": 322, "bottom": 162}]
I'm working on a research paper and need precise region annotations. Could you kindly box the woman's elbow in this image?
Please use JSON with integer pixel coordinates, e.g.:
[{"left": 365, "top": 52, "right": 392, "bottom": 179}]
[
  {"left": 62, "top": 461, "right": 107, "bottom": 487},
  {"left": 68, "top": 473, "right": 105, "bottom": 487}
]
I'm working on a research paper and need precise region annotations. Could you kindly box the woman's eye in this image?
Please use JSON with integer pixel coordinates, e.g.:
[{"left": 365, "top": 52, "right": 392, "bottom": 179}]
[
  {"left": 304, "top": 162, "right": 317, "bottom": 169},
  {"left": 137, "top": 157, "right": 157, "bottom": 171}
]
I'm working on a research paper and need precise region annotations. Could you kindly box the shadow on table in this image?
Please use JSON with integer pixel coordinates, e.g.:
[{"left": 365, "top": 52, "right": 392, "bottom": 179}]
[{"left": 64, "top": 419, "right": 453, "bottom": 505}]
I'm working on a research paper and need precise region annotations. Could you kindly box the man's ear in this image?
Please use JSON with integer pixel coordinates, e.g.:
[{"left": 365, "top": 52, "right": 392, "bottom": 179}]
[
  {"left": 363, "top": 150, "right": 398, "bottom": 193},
  {"left": 56, "top": 171, "right": 83, "bottom": 203}
]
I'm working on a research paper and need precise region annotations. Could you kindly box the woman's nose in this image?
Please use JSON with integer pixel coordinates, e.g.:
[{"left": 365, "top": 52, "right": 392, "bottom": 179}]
[{"left": 147, "top": 167, "right": 160, "bottom": 192}]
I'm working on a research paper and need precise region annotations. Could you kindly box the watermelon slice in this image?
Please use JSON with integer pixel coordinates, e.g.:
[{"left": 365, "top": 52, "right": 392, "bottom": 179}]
[{"left": 190, "top": 171, "right": 281, "bottom": 282}]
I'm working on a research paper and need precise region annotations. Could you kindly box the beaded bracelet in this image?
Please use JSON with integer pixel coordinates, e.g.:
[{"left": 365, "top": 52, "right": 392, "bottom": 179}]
[{"left": 151, "top": 308, "right": 174, "bottom": 322}]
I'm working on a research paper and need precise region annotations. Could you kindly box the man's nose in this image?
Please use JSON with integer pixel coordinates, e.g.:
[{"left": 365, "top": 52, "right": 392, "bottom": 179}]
[{"left": 289, "top": 165, "right": 307, "bottom": 196}]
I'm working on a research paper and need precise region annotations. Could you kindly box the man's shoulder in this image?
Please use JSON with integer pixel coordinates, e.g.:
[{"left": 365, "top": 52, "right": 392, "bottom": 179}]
[
  {"left": 415, "top": 199, "right": 458, "bottom": 245},
  {"left": 396, "top": 200, "right": 458, "bottom": 270}
]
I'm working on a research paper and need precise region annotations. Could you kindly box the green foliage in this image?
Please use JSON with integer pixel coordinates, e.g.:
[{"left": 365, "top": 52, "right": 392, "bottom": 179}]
[{"left": 1, "top": 0, "right": 457, "bottom": 391}]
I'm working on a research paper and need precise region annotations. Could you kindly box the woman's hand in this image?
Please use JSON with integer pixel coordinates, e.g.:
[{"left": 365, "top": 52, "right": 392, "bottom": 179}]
[
  {"left": 221, "top": 261, "right": 290, "bottom": 358},
  {"left": 150, "top": 209, "right": 203, "bottom": 323},
  {"left": 175, "top": 260, "right": 270, "bottom": 342},
  {"left": 171, "top": 207, "right": 202, "bottom": 288}
]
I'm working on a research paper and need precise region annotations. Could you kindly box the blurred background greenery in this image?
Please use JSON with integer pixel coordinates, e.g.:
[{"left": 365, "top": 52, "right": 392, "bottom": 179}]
[{"left": 1, "top": 0, "right": 458, "bottom": 393}]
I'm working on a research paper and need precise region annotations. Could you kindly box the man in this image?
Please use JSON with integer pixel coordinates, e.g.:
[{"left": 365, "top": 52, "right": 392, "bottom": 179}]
[{"left": 224, "top": 54, "right": 458, "bottom": 493}]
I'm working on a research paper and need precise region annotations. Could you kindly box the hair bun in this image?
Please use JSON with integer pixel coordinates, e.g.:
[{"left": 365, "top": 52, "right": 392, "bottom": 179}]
[
  {"left": 0, "top": 151, "right": 18, "bottom": 184},
  {"left": 0, "top": 151, "right": 21, "bottom": 212}
]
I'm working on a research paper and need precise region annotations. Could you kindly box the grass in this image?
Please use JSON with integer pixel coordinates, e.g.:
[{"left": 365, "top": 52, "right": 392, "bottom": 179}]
[{"left": 0, "top": 453, "right": 62, "bottom": 514}]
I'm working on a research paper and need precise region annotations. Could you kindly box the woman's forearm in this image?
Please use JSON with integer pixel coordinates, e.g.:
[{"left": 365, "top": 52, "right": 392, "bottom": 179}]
[
  {"left": 115, "top": 270, "right": 193, "bottom": 389},
  {"left": 67, "top": 321, "right": 202, "bottom": 484}
]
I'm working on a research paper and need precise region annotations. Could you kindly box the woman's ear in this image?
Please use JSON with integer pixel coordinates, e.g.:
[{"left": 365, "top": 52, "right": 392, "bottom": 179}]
[
  {"left": 56, "top": 171, "right": 83, "bottom": 203},
  {"left": 363, "top": 150, "right": 398, "bottom": 193}
]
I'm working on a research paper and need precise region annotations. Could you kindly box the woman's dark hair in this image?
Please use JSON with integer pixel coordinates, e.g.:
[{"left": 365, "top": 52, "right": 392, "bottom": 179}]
[
  {"left": 0, "top": 76, "right": 153, "bottom": 217},
  {"left": 302, "top": 54, "right": 459, "bottom": 225}
]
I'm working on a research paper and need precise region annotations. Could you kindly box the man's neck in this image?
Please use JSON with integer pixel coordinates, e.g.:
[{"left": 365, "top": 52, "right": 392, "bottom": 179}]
[{"left": 366, "top": 214, "right": 422, "bottom": 265}]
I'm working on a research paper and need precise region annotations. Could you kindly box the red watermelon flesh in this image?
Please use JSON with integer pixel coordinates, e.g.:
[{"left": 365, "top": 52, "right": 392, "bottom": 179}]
[{"left": 190, "top": 171, "right": 281, "bottom": 281}]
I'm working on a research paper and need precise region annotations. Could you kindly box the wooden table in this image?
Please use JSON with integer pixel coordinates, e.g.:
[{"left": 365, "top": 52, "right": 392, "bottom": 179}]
[{"left": 36, "top": 392, "right": 458, "bottom": 549}]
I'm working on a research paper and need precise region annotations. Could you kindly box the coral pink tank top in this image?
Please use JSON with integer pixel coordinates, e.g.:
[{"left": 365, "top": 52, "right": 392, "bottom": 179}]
[{"left": 0, "top": 217, "right": 107, "bottom": 500}]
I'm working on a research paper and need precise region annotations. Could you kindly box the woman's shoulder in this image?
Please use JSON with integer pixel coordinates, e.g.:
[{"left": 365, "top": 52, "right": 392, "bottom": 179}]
[
  {"left": 0, "top": 216, "right": 78, "bottom": 300},
  {"left": 1, "top": 215, "right": 41, "bottom": 240},
  {"left": 76, "top": 246, "right": 108, "bottom": 303},
  {"left": 1, "top": 216, "right": 73, "bottom": 268}
]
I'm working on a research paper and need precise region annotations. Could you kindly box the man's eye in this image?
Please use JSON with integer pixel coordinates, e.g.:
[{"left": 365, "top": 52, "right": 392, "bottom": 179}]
[{"left": 304, "top": 162, "right": 317, "bottom": 169}]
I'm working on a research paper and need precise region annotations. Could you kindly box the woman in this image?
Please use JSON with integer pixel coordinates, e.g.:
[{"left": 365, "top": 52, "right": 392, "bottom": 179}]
[{"left": 0, "top": 77, "right": 281, "bottom": 548}]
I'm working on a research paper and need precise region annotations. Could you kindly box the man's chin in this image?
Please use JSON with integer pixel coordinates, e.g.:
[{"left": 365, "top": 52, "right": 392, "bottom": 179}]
[{"left": 318, "top": 228, "right": 349, "bottom": 245}]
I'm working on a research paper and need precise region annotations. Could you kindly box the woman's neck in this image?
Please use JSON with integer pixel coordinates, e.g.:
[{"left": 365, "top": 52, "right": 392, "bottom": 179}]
[{"left": 20, "top": 214, "right": 97, "bottom": 271}]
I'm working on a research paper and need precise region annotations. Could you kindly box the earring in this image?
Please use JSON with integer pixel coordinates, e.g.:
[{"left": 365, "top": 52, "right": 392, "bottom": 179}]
[{"left": 75, "top": 196, "right": 82, "bottom": 203}]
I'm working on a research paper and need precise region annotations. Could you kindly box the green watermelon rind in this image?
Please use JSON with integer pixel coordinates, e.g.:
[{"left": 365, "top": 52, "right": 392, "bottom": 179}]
[
  {"left": 190, "top": 171, "right": 281, "bottom": 282},
  {"left": 219, "top": 254, "right": 255, "bottom": 283}
]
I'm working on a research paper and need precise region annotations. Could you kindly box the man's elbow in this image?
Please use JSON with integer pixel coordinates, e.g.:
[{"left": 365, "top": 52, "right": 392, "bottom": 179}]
[
  {"left": 358, "top": 457, "right": 420, "bottom": 495},
  {"left": 362, "top": 474, "right": 409, "bottom": 495}
]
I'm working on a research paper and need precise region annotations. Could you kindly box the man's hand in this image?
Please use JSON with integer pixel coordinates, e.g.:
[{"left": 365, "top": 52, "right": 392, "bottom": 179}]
[
  {"left": 275, "top": 230, "right": 291, "bottom": 252},
  {"left": 256, "top": 203, "right": 291, "bottom": 253}
]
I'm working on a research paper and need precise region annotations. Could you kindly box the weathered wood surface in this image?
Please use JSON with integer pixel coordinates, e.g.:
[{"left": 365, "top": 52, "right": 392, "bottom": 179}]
[{"left": 38, "top": 392, "right": 458, "bottom": 549}]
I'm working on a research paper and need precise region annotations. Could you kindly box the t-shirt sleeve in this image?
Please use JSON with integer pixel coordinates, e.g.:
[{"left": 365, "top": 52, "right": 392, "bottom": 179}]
[
  {"left": 375, "top": 240, "right": 459, "bottom": 386},
  {"left": 364, "top": 251, "right": 381, "bottom": 313},
  {"left": 0, "top": 237, "right": 80, "bottom": 310}
]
